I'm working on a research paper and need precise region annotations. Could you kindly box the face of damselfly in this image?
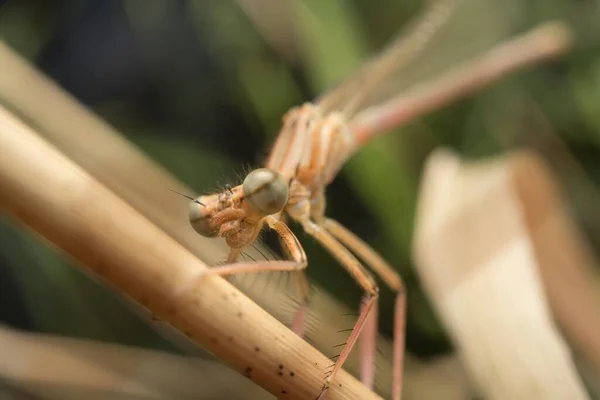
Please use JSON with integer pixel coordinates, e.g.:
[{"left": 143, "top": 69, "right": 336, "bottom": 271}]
[{"left": 189, "top": 168, "right": 288, "bottom": 240}]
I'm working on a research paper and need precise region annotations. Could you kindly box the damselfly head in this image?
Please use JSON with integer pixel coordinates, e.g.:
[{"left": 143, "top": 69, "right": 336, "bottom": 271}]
[{"left": 242, "top": 168, "right": 288, "bottom": 216}]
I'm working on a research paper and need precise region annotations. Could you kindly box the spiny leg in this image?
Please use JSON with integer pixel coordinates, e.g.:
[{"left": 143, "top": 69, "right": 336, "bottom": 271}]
[
  {"left": 298, "top": 219, "right": 379, "bottom": 400},
  {"left": 181, "top": 216, "right": 311, "bottom": 337},
  {"left": 266, "top": 218, "right": 311, "bottom": 338},
  {"left": 267, "top": 212, "right": 312, "bottom": 336},
  {"left": 323, "top": 218, "right": 406, "bottom": 400},
  {"left": 360, "top": 291, "right": 379, "bottom": 390}
]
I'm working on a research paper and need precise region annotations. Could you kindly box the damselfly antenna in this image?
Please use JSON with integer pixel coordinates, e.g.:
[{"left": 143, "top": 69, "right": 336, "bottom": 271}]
[{"left": 169, "top": 189, "right": 205, "bottom": 206}]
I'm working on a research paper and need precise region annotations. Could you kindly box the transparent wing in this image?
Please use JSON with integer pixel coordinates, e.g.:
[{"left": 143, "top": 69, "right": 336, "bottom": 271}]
[
  {"left": 316, "top": 0, "right": 457, "bottom": 116},
  {"left": 315, "top": 0, "right": 524, "bottom": 118}
]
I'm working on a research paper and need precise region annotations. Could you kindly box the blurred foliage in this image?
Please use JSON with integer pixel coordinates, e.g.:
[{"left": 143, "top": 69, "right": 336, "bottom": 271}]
[{"left": 1, "top": 0, "right": 600, "bottom": 374}]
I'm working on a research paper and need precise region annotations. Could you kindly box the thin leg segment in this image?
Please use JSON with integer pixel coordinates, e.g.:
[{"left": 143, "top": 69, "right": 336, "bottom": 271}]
[
  {"left": 323, "top": 218, "right": 406, "bottom": 400},
  {"left": 298, "top": 219, "right": 379, "bottom": 400},
  {"left": 360, "top": 292, "right": 379, "bottom": 390}
]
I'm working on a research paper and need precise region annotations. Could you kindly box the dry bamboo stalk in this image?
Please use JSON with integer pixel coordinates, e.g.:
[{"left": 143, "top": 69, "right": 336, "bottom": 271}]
[
  {"left": 0, "top": 322, "right": 473, "bottom": 400},
  {"left": 0, "top": 105, "right": 379, "bottom": 400},
  {"left": 0, "top": 324, "right": 269, "bottom": 400},
  {"left": 412, "top": 149, "right": 593, "bottom": 400}
]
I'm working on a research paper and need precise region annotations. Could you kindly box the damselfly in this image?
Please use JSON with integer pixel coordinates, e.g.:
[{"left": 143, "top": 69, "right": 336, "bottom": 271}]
[{"left": 182, "top": 0, "right": 571, "bottom": 398}]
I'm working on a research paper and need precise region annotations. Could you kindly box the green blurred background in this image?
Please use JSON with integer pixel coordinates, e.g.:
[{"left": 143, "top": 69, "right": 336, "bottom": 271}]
[{"left": 1, "top": 0, "right": 600, "bottom": 382}]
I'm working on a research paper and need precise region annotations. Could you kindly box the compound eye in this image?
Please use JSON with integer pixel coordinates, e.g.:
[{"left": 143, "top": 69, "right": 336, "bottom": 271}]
[
  {"left": 242, "top": 168, "right": 288, "bottom": 216},
  {"left": 189, "top": 197, "right": 217, "bottom": 237}
]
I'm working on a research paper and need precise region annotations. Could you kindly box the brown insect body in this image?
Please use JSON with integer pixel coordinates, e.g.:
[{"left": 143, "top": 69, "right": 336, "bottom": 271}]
[{"left": 183, "top": 1, "right": 573, "bottom": 397}]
